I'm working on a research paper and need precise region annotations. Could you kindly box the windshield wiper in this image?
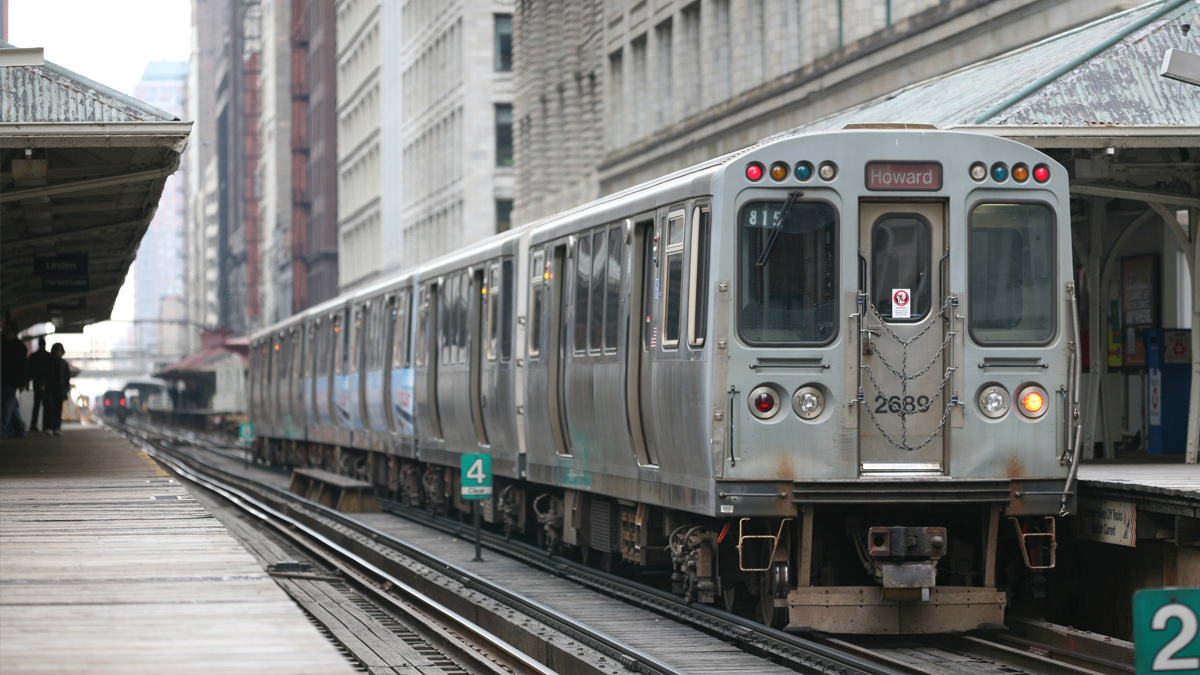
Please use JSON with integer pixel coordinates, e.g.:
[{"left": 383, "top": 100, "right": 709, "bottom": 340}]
[{"left": 755, "top": 191, "right": 803, "bottom": 267}]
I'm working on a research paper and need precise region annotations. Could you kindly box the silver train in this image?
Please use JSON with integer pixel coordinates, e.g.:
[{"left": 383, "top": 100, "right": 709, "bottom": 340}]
[{"left": 249, "top": 127, "right": 1080, "bottom": 633}]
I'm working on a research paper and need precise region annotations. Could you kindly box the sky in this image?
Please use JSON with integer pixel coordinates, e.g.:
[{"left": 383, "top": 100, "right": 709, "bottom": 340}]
[{"left": 7, "top": 0, "right": 191, "bottom": 97}]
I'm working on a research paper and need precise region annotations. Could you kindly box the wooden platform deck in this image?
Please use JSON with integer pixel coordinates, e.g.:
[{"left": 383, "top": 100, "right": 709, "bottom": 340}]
[{"left": 0, "top": 426, "right": 357, "bottom": 675}]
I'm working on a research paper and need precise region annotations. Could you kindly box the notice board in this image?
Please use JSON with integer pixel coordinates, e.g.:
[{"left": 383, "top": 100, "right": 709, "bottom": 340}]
[{"left": 1121, "top": 255, "right": 1158, "bottom": 367}]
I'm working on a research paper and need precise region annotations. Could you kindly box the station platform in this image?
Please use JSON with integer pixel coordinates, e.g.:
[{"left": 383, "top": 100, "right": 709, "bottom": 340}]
[
  {"left": 0, "top": 425, "right": 356, "bottom": 675},
  {"left": 1078, "top": 460, "right": 1200, "bottom": 518}
]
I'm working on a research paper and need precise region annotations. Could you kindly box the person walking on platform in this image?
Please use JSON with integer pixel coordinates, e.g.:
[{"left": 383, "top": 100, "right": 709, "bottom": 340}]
[
  {"left": 27, "top": 337, "right": 51, "bottom": 433},
  {"left": 2, "top": 318, "right": 29, "bottom": 438},
  {"left": 42, "top": 343, "right": 70, "bottom": 436}
]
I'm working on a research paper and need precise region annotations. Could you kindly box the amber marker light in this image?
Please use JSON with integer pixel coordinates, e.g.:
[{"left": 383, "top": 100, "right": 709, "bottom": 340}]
[
  {"left": 1022, "top": 391, "right": 1044, "bottom": 413},
  {"left": 1013, "top": 164, "right": 1030, "bottom": 182},
  {"left": 769, "top": 162, "right": 789, "bottom": 181}
]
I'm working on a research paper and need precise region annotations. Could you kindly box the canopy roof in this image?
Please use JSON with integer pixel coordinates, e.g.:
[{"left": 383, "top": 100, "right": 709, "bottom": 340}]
[{"left": 1, "top": 42, "right": 192, "bottom": 333}]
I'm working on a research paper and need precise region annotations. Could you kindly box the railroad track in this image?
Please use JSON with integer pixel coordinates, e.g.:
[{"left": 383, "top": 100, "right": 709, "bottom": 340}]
[{"left": 114, "top": 420, "right": 1134, "bottom": 675}]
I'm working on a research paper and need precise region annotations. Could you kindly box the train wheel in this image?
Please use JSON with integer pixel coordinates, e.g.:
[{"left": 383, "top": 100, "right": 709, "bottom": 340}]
[{"left": 758, "top": 562, "right": 790, "bottom": 629}]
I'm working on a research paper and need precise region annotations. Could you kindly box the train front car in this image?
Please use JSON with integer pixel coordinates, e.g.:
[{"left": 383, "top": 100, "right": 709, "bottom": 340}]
[{"left": 702, "top": 128, "right": 1075, "bottom": 633}]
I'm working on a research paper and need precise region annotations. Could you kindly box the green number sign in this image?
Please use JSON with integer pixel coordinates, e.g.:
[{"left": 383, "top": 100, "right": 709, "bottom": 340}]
[
  {"left": 460, "top": 453, "right": 492, "bottom": 500},
  {"left": 1135, "top": 588, "right": 1200, "bottom": 674},
  {"left": 239, "top": 422, "right": 255, "bottom": 446}
]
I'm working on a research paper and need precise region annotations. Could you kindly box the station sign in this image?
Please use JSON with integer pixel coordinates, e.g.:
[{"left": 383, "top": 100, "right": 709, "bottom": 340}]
[
  {"left": 33, "top": 253, "right": 88, "bottom": 277},
  {"left": 238, "top": 422, "right": 254, "bottom": 446},
  {"left": 47, "top": 297, "right": 86, "bottom": 311},
  {"left": 1134, "top": 587, "right": 1200, "bottom": 673},
  {"left": 865, "top": 162, "right": 942, "bottom": 191},
  {"left": 1073, "top": 498, "right": 1136, "bottom": 547},
  {"left": 460, "top": 453, "right": 492, "bottom": 499},
  {"left": 42, "top": 277, "right": 89, "bottom": 292}
]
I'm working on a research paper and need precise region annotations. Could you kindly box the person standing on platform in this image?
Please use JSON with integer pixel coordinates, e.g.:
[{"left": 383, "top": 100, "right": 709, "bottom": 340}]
[
  {"left": 42, "top": 343, "right": 70, "bottom": 436},
  {"left": 2, "top": 318, "right": 29, "bottom": 438},
  {"left": 27, "top": 337, "right": 51, "bottom": 433}
]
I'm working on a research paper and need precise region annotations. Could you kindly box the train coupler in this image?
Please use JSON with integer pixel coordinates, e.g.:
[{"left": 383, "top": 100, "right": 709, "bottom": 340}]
[{"left": 868, "top": 526, "right": 947, "bottom": 601}]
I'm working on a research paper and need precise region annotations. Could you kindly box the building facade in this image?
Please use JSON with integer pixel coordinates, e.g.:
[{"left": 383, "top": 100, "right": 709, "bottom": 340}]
[
  {"left": 512, "top": 0, "right": 1144, "bottom": 226},
  {"left": 396, "top": 0, "right": 515, "bottom": 270},
  {"left": 335, "top": 0, "right": 383, "bottom": 290},
  {"left": 132, "top": 61, "right": 189, "bottom": 361}
]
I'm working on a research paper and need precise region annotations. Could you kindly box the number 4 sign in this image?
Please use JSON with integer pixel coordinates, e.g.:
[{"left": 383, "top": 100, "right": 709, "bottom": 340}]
[
  {"left": 1135, "top": 588, "right": 1200, "bottom": 673},
  {"left": 461, "top": 453, "right": 493, "bottom": 499}
]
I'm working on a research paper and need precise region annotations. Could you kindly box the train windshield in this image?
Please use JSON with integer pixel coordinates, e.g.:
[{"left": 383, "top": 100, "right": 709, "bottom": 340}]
[
  {"left": 969, "top": 202, "right": 1055, "bottom": 343},
  {"left": 739, "top": 200, "right": 837, "bottom": 344}
]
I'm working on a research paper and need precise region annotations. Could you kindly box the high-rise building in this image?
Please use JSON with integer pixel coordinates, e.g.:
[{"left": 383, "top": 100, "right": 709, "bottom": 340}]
[
  {"left": 132, "top": 61, "right": 188, "bottom": 361},
  {"left": 512, "top": 0, "right": 1143, "bottom": 226},
  {"left": 186, "top": 0, "right": 338, "bottom": 340},
  {"left": 396, "top": 0, "right": 515, "bottom": 271},
  {"left": 335, "top": 0, "right": 382, "bottom": 290}
]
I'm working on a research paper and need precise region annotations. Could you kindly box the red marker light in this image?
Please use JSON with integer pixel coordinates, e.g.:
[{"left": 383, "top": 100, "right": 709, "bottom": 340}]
[
  {"left": 1033, "top": 164, "right": 1050, "bottom": 183},
  {"left": 120, "top": 398, "right": 126, "bottom": 406},
  {"left": 104, "top": 398, "right": 110, "bottom": 406},
  {"left": 754, "top": 392, "right": 776, "bottom": 413},
  {"left": 746, "top": 162, "right": 764, "bottom": 181}
]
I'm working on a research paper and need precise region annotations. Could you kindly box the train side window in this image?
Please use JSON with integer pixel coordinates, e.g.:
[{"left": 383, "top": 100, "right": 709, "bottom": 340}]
[
  {"left": 306, "top": 325, "right": 317, "bottom": 378},
  {"left": 350, "top": 308, "right": 363, "bottom": 373},
  {"left": 574, "top": 235, "right": 591, "bottom": 354},
  {"left": 393, "top": 293, "right": 409, "bottom": 368},
  {"left": 969, "top": 202, "right": 1055, "bottom": 343},
  {"left": 643, "top": 223, "right": 656, "bottom": 352},
  {"left": 590, "top": 231, "right": 606, "bottom": 353},
  {"left": 487, "top": 263, "right": 500, "bottom": 361},
  {"left": 604, "top": 227, "right": 621, "bottom": 352},
  {"left": 292, "top": 329, "right": 303, "bottom": 380},
  {"left": 501, "top": 259, "right": 513, "bottom": 361},
  {"left": 442, "top": 275, "right": 455, "bottom": 365},
  {"left": 332, "top": 315, "right": 344, "bottom": 374},
  {"left": 662, "top": 210, "right": 686, "bottom": 348},
  {"left": 458, "top": 271, "right": 469, "bottom": 364},
  {"left": 529, "top": 251, "right": 544, "bottom": 358},
  {"left": 688, "top": 205, "right": 711, "bottom": 347},
  {"left": 871, "top": 216, "right": 931, "bottom": 322},
  {"left": 416, "top": 287, "right": 429, "bottom": 368}
]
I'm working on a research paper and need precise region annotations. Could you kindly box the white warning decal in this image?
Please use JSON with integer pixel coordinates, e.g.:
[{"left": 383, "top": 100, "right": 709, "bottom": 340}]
[{"left": 892, "top": 288, "right": 911, "bottom": 319}]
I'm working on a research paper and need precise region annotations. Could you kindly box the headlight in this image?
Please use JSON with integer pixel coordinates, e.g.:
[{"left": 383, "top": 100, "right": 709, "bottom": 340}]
[
  {"left": 977, "top": 385, "right": 1009, "bottom": 419},
  {"left": 792, "top": 386, "right": 825, "bottom": 420}
]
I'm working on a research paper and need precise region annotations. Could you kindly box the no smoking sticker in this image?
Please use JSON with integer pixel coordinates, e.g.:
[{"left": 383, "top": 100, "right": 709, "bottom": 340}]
[{"left": 892, "top": 288, "right": 911, "bottom": 319}]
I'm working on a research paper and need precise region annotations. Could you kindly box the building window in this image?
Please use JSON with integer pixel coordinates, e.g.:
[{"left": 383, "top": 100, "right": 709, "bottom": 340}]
[
  {"left": 496, "top": 199, "right": 513, "bottom": 233},
  {"left": 495, "top": 15, "right": 513, "bottom": 71},
  {"left": 495, "top": 104, "right": 513, "bottom": 166}
]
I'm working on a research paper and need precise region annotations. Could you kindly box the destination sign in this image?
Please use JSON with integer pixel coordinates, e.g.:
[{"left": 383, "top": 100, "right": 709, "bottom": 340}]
[{"left": 865, "top": 162, "right": 942, "bottom": 191}]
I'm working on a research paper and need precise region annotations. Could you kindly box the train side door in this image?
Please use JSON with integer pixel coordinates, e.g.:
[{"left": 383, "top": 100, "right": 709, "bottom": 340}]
[
  {"left": 418, "top": 282, "right": 443, "bottom": 439},
  {"left": 857, "top": 201, "right": 948, "bottom": 472},
  {"left": 469, "top": 267, "right": 490, "bottom": 447},
  {"left": 627, "top": 217, "right": 659, "bottom": 466},
  {"left": 547, "top": 243, "right": 571, "bottom": 454}
]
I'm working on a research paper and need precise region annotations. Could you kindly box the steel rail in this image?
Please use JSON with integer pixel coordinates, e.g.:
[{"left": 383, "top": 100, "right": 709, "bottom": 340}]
[
  {"left": 133, "top": 438, "right": 556, "bottom": 675},
  {"left": 124, "top": 426, "right": 689, "bottom": 675}
]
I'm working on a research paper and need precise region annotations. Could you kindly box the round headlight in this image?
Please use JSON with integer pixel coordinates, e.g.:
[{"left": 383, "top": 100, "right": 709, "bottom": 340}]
[
  {"left": 969, "top": 162, "right": 988, "bottom": 182},
  {"left": 792, "top": 386, "right": 825, "bottom": 420},
  {"left": 977, "top": 385, "right": 1009, "bottom": 419},
  {"left": 818, "top": 161, "right": 837, "bottom": 181}
]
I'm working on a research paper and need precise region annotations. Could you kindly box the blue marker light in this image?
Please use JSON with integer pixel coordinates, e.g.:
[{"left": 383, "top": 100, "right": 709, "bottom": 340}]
[
  {"left": 794, "top": 162, "right": 814, "bottom": 181},
  {"left": 991, "top": 163, "right": 1009, "bottom": 182}
]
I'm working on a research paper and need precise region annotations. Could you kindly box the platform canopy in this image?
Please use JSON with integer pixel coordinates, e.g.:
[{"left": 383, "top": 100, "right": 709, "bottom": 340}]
[{"left": 0, "top": 43, "right": 192, "bottom": 333}]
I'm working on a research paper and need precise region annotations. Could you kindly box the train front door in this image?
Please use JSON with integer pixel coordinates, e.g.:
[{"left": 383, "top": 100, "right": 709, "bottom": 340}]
[{"left": 857, "top": 201, "right": 949, "bottom": 473}]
